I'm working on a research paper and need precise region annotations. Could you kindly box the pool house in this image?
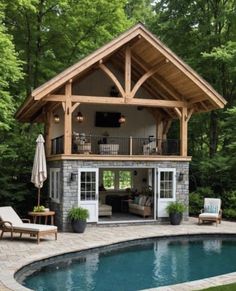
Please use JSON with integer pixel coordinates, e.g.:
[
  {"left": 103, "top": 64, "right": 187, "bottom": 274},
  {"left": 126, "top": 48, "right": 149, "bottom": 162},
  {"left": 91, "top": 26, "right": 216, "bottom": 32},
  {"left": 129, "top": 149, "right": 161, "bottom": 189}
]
[{"left": 16, "top": 24, "right": 226, "bottom": 231}]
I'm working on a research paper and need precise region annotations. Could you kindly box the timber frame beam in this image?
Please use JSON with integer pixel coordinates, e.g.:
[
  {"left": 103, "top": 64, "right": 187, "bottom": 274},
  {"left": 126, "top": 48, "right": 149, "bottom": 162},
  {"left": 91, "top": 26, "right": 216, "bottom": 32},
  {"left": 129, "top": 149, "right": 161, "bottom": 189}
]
[
  {"left": 43, "top": 94, "right": 188, "bottom": 108},
  {"left": 64, "top": 81, "right": 72, "bottom": 155}
]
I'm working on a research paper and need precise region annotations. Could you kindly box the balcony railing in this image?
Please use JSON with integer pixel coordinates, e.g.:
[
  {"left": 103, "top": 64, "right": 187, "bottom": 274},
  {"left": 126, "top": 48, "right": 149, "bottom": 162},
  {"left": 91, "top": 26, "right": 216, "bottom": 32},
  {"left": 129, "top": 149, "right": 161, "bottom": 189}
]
[{"left": 51, "top": 134, "right": 180, "bottom": 156}]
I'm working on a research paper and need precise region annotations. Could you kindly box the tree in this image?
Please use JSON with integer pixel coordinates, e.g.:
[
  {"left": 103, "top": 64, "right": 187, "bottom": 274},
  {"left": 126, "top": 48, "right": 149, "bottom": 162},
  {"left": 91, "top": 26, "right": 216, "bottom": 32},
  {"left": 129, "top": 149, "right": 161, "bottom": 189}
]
[
  {"left": 4, "top": 0, "right": 131, "bottom": 96},
  {"left": 150, "top": 0, "right": 236, "bottom": 157},
  {"left": 0, "top": 4, "right": 22, "bottom": 133}
]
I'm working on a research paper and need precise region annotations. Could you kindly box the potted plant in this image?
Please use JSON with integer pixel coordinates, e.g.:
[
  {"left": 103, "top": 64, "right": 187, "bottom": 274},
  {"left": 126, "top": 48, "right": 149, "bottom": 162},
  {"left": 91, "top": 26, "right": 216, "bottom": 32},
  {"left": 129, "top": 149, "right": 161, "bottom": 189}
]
[
  {"left": 166, "top": 201, "right": 186, "bottom": 225},
  {"left": 68, "top": 207, "right": 89, "bottom": 233}
]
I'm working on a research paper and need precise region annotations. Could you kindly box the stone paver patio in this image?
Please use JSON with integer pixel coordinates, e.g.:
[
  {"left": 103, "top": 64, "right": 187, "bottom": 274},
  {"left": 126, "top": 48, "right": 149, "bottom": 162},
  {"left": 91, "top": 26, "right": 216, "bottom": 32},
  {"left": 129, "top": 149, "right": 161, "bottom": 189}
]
[{"left": 1, "top": 218, "right": 236, "bottom": 291}]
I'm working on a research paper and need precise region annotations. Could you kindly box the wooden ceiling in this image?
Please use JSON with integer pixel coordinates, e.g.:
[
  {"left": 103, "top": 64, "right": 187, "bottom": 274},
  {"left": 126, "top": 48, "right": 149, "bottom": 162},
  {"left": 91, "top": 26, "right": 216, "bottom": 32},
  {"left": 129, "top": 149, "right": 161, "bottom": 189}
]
[{"left": 16, "top": 24, "right": 226, "bottom": 122}]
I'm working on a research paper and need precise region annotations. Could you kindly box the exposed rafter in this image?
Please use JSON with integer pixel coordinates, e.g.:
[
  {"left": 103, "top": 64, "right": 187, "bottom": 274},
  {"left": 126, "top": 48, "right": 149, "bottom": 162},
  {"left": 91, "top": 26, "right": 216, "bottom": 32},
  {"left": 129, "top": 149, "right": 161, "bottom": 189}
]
[{"left": 99, "top": 63, "right": 125, "bottom": 97}]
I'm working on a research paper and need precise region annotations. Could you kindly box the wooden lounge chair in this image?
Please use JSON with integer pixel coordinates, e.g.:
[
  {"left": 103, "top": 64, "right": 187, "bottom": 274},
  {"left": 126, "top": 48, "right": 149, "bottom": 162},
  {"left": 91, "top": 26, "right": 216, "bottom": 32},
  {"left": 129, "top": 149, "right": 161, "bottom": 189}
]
[
  {"left": 198, "top": 198, "right": 222, "bottom": 226},
  {"left": 0, "top": 206, "right": 57, "bottom": 244}
]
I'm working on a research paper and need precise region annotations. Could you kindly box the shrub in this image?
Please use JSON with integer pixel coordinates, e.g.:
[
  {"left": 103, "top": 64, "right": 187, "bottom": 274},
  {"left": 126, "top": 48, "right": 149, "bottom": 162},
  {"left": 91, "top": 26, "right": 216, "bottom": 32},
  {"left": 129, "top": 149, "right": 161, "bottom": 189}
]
[
  {"left": 223, "top": 209, "right": 236, "bottom": 220},
  {"left": 68, "top": 207, "right": 89, "bottom": 221},
  {"left": 189, "top": 193, "right": 204, "bottom": 216},
  {"left": 222, "top": 190, "right": 236, "bottom": 210}
]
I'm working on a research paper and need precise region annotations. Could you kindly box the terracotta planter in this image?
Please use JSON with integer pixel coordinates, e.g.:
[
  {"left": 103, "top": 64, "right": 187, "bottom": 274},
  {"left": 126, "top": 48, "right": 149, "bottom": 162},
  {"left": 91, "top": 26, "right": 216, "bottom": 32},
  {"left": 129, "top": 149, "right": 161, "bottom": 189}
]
[
  {"left": 71, "top": 220, "right": 87, "bottom": 233},
  {"left": 169, "top": 213, "right": 182, "bottom": 225}
]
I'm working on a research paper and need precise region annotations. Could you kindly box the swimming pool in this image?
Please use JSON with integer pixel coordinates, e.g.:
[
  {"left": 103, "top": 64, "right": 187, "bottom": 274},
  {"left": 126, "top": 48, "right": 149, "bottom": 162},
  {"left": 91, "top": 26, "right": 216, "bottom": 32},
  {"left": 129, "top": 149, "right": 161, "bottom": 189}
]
[{"left": 16, "top": 235, "right": 236, "bottom": 291}]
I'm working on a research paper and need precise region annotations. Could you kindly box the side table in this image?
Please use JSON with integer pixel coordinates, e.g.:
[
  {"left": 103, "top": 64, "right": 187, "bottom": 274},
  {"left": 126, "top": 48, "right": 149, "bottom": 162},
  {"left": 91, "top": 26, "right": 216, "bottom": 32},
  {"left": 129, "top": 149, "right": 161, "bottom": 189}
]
[{"left": 28, "top": 211, "right": 55, "bottom": 225}]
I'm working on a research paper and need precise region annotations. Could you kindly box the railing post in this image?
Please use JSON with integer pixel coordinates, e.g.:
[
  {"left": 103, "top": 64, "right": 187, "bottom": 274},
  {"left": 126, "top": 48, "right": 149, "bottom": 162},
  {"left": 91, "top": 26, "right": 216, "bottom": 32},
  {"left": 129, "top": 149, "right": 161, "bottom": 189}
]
[
  {"left": 129, "top": 136, "right": 133, "bottom": 155},
  {"left": 44, "top": 111, "right": 53, "bottom": 157}
]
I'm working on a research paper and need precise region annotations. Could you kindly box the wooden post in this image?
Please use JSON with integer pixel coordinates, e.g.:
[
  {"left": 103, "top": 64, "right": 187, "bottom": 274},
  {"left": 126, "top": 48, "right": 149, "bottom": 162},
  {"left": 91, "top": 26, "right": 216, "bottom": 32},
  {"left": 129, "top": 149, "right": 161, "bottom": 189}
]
[
  {"left": 180, "top": 107, "right": 188, "bottom": 156},
  {"left": 156, "top": 118, "right": 163, "bottom": 154},
  {"left": 129, "top": 136, "right": 133, "bottom": 155},
  {"left": 44, "top": 112, "right": 53, "bottom": 156},
  {"left": 64, "top": 81, "right": 72, "bottom": 155},
  {"left": 125, "top": 46, "right": 131, "bottom": 99}
]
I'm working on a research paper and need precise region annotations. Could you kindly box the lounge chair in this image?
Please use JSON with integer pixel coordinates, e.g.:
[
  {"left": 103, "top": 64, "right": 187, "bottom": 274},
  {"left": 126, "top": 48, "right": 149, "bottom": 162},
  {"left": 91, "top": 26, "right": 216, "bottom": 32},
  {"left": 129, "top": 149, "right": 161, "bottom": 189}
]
[
  {"left": 0, "top": 206, "right": 57, "bottom": 244},
  {"left": 198, "top": 198, "right": 222, "bottom": 226}
]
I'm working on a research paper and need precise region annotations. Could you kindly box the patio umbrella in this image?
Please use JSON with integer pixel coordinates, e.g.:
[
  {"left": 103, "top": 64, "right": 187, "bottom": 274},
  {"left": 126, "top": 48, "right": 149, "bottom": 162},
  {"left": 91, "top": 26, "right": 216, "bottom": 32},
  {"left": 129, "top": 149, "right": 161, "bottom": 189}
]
[{"left": 31, "top": 134, "right": 47, "bottom": 207}]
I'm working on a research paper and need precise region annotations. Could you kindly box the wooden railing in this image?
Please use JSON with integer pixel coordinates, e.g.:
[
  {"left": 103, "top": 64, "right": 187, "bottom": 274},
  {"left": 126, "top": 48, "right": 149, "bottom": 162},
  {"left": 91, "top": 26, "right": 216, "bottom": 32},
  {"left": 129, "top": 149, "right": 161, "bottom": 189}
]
[{"left": 51, "top": 134, "right": 180, "bottom": 156}]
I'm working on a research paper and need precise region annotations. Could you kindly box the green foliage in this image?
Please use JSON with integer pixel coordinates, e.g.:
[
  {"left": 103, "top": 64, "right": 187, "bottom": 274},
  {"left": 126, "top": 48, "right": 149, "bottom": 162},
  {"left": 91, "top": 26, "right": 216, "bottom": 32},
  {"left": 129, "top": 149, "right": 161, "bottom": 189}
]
[
  {"left": 189, "top": 193, "right": 204, "bottom": 216},
  {"left": 68, "top": 207, "right": 89, "bottom": 221},
  {"left": 224, "top": 209, "right": 236, "bottom": 220},
  {"left": 201, "top": 282, "right": 236, "bottom": 291},
  {"left": 33, "top": 205, "right": 45, "bottom": 212},
  {"left": 166, "top": 201, "right": 186, "bottom": 215},
  {"left": 0, "top": 5, "right": 23, "bottom": 131}
]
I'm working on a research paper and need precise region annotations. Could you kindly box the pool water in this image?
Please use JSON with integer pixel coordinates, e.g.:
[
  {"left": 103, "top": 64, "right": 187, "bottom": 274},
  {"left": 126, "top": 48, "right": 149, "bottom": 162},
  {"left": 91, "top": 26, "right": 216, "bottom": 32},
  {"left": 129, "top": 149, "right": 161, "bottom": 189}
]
[{"left": 19, "top": 236, "right": 236, "bottom": 291}]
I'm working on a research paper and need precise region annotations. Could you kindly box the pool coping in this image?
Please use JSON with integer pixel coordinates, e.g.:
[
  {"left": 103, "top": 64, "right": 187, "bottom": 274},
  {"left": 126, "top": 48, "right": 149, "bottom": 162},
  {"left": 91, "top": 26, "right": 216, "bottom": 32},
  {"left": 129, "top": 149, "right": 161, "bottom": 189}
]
[{"left": 1, "top": 221, "right": 236, "bottom": 291}]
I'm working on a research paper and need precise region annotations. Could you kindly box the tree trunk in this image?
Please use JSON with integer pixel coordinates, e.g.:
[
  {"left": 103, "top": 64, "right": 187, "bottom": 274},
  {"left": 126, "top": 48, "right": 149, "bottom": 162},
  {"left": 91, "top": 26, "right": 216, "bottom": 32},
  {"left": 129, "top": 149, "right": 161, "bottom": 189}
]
[{"left": 34, "top": 0, "right": 44, "bottom": 88}]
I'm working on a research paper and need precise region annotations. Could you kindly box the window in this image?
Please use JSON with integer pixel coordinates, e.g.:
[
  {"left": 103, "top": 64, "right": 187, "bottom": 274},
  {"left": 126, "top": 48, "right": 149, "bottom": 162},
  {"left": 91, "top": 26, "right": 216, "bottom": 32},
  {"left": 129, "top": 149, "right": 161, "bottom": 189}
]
[
  {"left": 103, "top": 170, "right": 115, "bottom": 190},
  {"left": 102, "top": 169, "right": 132, "bottom": 190},
  {"left": 159, "top": 169, "right": 176, "bottom": 199},
  {"left": 80, "top": 171, "right": 96, "bottom": 200},
  {"left": 119, "top": 171, "right": 132, "bottom": 190},
  {"left": 50, "top": 168, "right": 61, "bottom": 203}
]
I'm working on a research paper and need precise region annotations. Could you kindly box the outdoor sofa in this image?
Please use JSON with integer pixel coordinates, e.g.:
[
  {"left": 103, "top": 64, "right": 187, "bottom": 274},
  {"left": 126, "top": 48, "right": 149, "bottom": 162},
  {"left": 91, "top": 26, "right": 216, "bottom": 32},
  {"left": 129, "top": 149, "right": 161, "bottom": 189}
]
[
  {"left": 0, "top": 206, "right": 57, "bottom": 244},
  {"left": 128, "top": 195, "right": 152, "bottom": 218}
]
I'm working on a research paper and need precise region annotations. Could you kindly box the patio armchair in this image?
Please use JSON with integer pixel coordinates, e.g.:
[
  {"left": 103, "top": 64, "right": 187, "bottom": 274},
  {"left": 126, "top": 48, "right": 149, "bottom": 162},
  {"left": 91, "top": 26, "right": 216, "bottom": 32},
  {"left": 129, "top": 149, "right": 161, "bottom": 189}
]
[
  {"left": 0, "top": 206, "right": 57, "bottom": 244},
  {"left": 198, "top": 198, "right": 222, "bottom": 226}
]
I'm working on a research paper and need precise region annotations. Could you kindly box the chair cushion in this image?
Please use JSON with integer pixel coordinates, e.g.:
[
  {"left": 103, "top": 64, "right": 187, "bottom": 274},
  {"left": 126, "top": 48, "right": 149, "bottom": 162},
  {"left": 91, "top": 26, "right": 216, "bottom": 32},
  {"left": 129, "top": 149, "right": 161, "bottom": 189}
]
[
  {"left": 199, "top": 213, "right": 219, "bottom": 218},
  {"left": 99, "top": 204, "right": 112, "bottom": 212},
  {"left": 0, "top": 206, "right": 23, "bottom": 225},
  {"left": 11, "top": 223, "right": 57, "bottom": 232}
]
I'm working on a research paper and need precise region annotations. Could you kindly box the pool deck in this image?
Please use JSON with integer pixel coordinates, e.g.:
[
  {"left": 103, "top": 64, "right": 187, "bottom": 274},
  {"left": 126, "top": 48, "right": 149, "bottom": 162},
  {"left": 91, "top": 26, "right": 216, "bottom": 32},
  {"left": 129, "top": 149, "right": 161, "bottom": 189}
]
[{"left": 1, "top": 217, "right": 236, "bottom": 291}]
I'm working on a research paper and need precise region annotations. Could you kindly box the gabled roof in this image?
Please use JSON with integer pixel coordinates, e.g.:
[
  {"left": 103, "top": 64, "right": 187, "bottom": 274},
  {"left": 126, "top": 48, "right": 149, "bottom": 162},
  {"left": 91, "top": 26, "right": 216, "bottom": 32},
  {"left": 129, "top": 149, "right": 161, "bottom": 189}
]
[{"left": 16, "top": 23, "right": 226, "bottom": 121}]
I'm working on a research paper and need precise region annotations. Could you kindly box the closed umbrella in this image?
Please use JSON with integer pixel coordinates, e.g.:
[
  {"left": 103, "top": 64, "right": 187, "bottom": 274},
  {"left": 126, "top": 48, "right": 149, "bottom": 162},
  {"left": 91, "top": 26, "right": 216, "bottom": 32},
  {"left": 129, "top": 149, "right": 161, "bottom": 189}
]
[{"left": 31, "top": 134, "right": 47, "bottom": 206}]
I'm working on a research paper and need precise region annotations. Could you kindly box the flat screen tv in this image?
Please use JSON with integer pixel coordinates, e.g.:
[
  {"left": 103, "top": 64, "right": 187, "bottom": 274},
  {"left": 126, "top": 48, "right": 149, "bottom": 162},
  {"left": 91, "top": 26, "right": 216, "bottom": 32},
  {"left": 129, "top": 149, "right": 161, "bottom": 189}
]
[{"left": 95, "top": 112, "right": 121, "bottom": 127}]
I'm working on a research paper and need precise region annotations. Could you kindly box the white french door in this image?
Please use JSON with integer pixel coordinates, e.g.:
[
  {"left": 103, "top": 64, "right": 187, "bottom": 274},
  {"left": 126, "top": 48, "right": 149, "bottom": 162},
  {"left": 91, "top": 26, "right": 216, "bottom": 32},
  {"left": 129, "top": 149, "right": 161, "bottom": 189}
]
[
  {"left": 157, "top": 168, "right": 176, "bottom": 218},
  {"left": 78, "top": 168, "right": 98, "bottom": 223}
]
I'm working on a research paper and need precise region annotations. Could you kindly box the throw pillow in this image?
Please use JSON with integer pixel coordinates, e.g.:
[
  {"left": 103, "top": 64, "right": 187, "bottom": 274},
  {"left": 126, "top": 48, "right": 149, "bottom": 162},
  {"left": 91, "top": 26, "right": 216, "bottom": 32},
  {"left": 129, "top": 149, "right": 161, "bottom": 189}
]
[
  {"left": 134, "top": 196, "right": 139, "bottom": 204},
  {"left": 145, "top": 197, "right": 151, "bottom": 206},
  {"left": 204, "top": 205, "right": 218, "bottom": 213},
  {"left": 141, "top": 196, "right": 147, "bottom": 206}
]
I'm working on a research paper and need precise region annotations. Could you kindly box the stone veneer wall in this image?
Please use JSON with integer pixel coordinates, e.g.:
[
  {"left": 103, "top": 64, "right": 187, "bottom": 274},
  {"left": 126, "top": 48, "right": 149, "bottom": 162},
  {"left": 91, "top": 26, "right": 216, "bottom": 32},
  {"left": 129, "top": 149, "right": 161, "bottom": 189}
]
[{"left": 48, "top": 160, "right": 189, "bottom": 231}]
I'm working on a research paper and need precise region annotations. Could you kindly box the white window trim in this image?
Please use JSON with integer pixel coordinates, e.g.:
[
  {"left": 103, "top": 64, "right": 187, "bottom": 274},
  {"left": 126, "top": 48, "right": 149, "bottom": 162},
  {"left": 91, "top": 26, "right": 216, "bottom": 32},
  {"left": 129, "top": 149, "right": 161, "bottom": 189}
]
[
  {"left": 78, "top": 168, "right": 99, "bottom": 203},
  {"left": 158, "top": 168, "right": 176, "bottom": 201},
  {"left": 49, "top": 168, "right": 61, "bottom": 203}
]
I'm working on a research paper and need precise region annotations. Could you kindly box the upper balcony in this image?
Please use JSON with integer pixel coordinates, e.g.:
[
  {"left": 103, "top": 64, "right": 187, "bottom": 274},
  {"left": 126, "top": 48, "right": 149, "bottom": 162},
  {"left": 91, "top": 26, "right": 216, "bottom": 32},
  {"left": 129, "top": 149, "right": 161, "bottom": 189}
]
[{"left": 51, "top": 134, "right": 181, "bottom": 161}]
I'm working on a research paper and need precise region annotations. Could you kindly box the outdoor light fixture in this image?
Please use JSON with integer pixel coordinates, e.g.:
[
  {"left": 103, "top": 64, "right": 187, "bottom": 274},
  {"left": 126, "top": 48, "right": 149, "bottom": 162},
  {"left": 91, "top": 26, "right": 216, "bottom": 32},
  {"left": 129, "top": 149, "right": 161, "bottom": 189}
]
[
  {"left": 178, "top": 172, "right": 184, "bottom": 182},
  {"left": 110, "top": 85, "right": 119, "bottom": 97},
  {"left": 118, "top": 115, "right": 126, "bottom": 124},
  {"left": 70, "top": 172, "right": 78, "bottom": 182},
  {"left": 76, "top": 112, "right": 84, "bottom": 123},
  {"left": 53, "top": 114, "right": 60, "bottom": 123}
]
